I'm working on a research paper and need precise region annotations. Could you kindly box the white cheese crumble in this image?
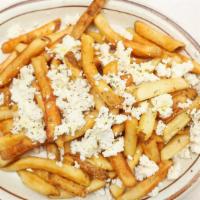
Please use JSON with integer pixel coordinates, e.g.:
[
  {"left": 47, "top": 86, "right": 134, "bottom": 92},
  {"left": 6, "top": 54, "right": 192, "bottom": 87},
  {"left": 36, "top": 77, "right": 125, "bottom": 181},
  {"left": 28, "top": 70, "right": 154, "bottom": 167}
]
[
  {"left": 112, "top": 178, "right": 123, "bottom": 188},
  {"left": 53, "top": 35, "right": 81, "bottom": 60},
  {"left": 94, "top": 187, "right": 112, "bottom": 200},
  {"left": 171, "top": 61, "right": 193, "bottom": 77},
  {"left": 151, "top": 94, "right": 173, "bottom": 118},
  {"left": 131, "top": 101, "right": 149, "bottom": 120},
  {"left": 48, "top": 152, "right": 56, "bottom": 160},
  {"left": 177, "top": 146, "right": 192, "bottom": 159},
  {"left": 0, "top": 93, "right": 4, "bottom": 105},
  {"left": 135, "top": 155, "right": 159, "bottom": 181},
  {"left": 55, "top": 161, "right": 63, "bottom": 167},
  {"left": 111, "top": 24, "right": 133, "bottom": 40},
  {"left": 47, "top": 64, "right": 94, "bottom": 139},
  {"left": 70, "top": 107, "right": 127, "bottom": 159},
  {"left": 10, "top": 65, "right": 46, "bottom": 143},
  {"left": 155, "top": 63, "right": 171, "bottom": 78},
  {"left": 127, "top": 155, "right": 133, "bottom": 160},
  {"left": 189, "top": 109, "right": 200, "bottom": 154},
  {"left": 184, "top": 73, "right": 200, "bottom": 86},
  {"left": 167, "top": 158, "right": 182, "bottom": 180},
  {"left": 178, "top": 98, "right": 192, "bottom": 109},
  {"left": 74, "top": 161, "right": 80, "bottom": 169},
  {"left": 156, "top": 120, "right": 166, "bottom": 136}
]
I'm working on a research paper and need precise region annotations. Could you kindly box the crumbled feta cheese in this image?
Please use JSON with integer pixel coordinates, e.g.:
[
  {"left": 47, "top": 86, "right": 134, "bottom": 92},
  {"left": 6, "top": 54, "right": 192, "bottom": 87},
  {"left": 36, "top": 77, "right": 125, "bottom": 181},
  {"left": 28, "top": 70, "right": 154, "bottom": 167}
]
[
  {"left": 70, "top": 107, "right": 126, "bottom": 159},
  {"left": 10, "top": 65, "right": 46, "bottom": 143},
  {"left": 127, "top": 155, "right": 133, "bottom": 160},
  {"left": 111, "top": 24, "right": 133, "bottom": 40},
  {"left": 171, "top": 61, "right": 193, "bottom": 77},
  {"left": 135, "top": 155, "right": 159, "bottom": 181},
  {"left": 94, "top": 187, "right": 112, "bottom": 200},
  {"left": 56, "top": 161, "right": 63, "bottom": 167},
  {"left": 189, "top": 109, "right": 200, "bottom": 154},
  {"left": 167, "top": 158, "right": 182, "bottom": 180},
  {"left": 151, "top": 94, "right": 173, "bottom": 118},
  {"left": 177, "top": 146, "right": 192, "bottom": 159},
  {"left": 156, "top": 63, "right": 171, "bottom": 78},
  {"left": 112, "top": 178, "right": 123, "bottom": 188},
  {"left": 53, "top": 35, "right": 81, "bottom": 60},
  {"left": 178, "top": 98, "right": 192, "bottom": 109},
  {"left": 194, "top": 82, "right": 200, "bottom": 96},
  {"left": 0, "top": 93, "right": 4, "bottom": 105},
  {"left": 47, "top": 64, "right": 94, "bottom": 139},
  {"left": 48, "top": 153, "right": 56, "bottom": 160},
  {"left": 131, "top": 101, "right": 149, "bottom": 120},
  {"left": 74, "top": 161, "right": 80, "bottom": 169},
  {"left": 184, "top": 73, "right": 200, "bottom": 86},
  {"left": 156, "top": 120, "right": 166, "bottom": 135}
]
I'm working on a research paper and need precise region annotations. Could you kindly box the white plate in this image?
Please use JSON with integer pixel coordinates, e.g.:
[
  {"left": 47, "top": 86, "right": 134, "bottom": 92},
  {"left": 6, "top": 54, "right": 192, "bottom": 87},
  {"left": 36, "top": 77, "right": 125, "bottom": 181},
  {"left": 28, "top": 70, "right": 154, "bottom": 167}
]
[{"left": 0, "top": 0, "right": 200, "bottom": 199}]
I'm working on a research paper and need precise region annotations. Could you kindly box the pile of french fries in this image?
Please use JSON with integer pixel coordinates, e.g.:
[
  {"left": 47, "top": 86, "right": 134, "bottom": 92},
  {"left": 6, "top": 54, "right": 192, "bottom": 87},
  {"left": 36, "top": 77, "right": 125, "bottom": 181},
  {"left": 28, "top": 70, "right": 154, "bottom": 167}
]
[{"left": 0, "top": 0, "right": 200, "bottom": 199}]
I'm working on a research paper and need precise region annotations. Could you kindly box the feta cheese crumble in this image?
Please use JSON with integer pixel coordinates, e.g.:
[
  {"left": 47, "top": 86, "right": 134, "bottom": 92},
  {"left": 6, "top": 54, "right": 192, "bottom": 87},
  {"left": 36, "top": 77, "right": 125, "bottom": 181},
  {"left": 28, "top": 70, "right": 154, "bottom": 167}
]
[
  {"left": 178, "top": 98, "right": 192, "bottom": 109},
  {"left": 155, "top": 63, "right": 171, "bottom": 78},
  {"left": 0, "top": 93, "right": 4, "bottom": 105},
  {"left": 74, "top": 161, "right": 80, "bottom": 169},
  {"left": 131, "top": 101, "right": 149, "bottom": 120},
  {"left": 47, "top": 64, "right": 94, "bottom": 139},
  {"left": 151, "top": 94, "right": 173, "bottom": 118},
  {"left": 112, "top": 178, "right": 123, "bottom": 188},
  {"left": 184, "top": 73, "right": 200, "bottom": 86},
  {"left": 70, "top": 107, "right": 127, "bottom": 159},
  {"left": 135, "top": 155, "right": 159, "bottom": 181},
  {"left": 171, "top": 61, "right": 193, "bottom": 77},
  {"left": 10, "top": 65, "right": 46, "bottom": 143},
  {"left": 156, "top": 120, "right": 166, "bottom": 135},
  {"left": 167, "top": 158, "right": 182, "bottom": 180}
]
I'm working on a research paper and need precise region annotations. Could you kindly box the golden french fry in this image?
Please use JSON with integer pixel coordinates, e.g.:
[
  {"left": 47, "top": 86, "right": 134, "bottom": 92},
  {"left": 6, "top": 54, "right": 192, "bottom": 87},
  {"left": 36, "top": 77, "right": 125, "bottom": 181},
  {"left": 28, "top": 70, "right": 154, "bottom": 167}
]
[
  {"left": 0, "top": 38, "right": 49, "bottom": 87},
  {"left": 103, "top": 61, "right": 118, "bottom": 75},
  {"left": 87, "top": 31, "right": 105, "bottom": 43},
  {"left": 0, "top": 106, "right": 16, "bottom": 121},
  {"left": 135, "top": 21, "right": 185, "bottom": 52},
  {"left": 108, "top": 171, "right": 117, "bottom": 179},
  {"left": 86, "top": 179, "right": 106, "bottom": 193},
  {"left": 2, "top": 19, "right": 61, "bottom": 53},
  {"left": 161, "top": 133, "right": 190, "bottom": 160},
  {"left": 142, "top": 138, "right": 160, "bottom": 163},
  {"left": 0, "top": 119, "right": 13, "bottom": 136},
  {"left": 50, "top": 58, "right": 61, "bottom": 69},
  {"left": 15, "top": 43, "right": 28, "bottom": 53},
  {"left": 163, "top": 112, "right": 190, "bottom": 143},
  {"left": 124, "top": 118, "right": 138, "bottom": 157},
  {"left": 81, "top": 34, "right": 123, "bottom": 107},
  {"left": 46, "top": 143, "right": 60, "bottom": 161},
  {"left": 32, "top": 56, "right": 61, "bottom": 141},
  {"left": 109, "top": 153, "right": 136, "bottom": 187},
  {"left": 127, "top": 145, "right": 143, "bottom": 170},
  {"left": 71, "top": 0, "right": 106, "bottom": 39},
  {"left": 49, "top": 189, "right": 74, "bottom": 199},
  {"left": 94, "top": 14, "right": 162, "bottom": 58},
  {"left": 4, "top": 157, "right": 90, "bottom": 186},
  {"left": 112, "top": 123, "right": 125, "bottom": 137},
  {"left": 138, "top": 106, "right": 157, "bottom": 141},
  {"left": 48, "top": 173, "right": 86, "bottom": 197},
  {"left": 87, "top": 155, "right": 113, "bottom": 171},
  {"left": 120, "top": 74, "right": 133, "bottom": 87},
  {"left": 110, "top": 183, "right": 125, "bottom": 199},
  {"left": 0, "top": 87, "right": 11, "bottom": 106},
  {"left": 90, "top": 88, "right": 105, "bottom": 111},
  {"left": 118, "top": 161, "right": 172, "bottom": 200},
  {"left": 18, "top": 170, "right": 59, "bottom": 196},
  {"left": 131, "top": 78, "right": 189, "bottom": 102}
]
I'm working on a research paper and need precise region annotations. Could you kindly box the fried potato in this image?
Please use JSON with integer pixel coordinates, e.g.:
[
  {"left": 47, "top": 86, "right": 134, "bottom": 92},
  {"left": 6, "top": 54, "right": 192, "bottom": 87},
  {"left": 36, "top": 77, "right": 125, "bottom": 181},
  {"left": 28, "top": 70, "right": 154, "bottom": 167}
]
[
  {"left": 110, "top": 183, "right": 125, "bottom": 199},
  {"left": 15, "top": 43, "right": 28, "bottom": 53},
  {"left": 86, "top": 179, "right": 106, "bottom": 193},
  {"left": 49, "top": 189, "right": 74, "bottom": 199},
  {"left": 118, "top": 160, "right": 172, "bottom": 200},
  {"left": 103, "top": 61, "right": 118, "bottom": 75},
  {"left": 87, "top": 31, "right": 105, "bottom": 43},
  {"left": 46, "top": 143, "right": 60, "bottom": 161},
  {"left": 135, "top": 21, "right": 185, "bottom": 52},
  {"left": 124, "top": 118, "right": 138, "bottom": 157},
  {"left": 109, "top": 153, "right": 136, "bottom": 187},
  {"left": 0, "top": 119, "right": 13, "bottom": 135},
  {"left": 131, "top": 78, "right": 189, "bottom": 102},
  {"left": 90, "top": 88, "right": 105, "bottom": 111},
  {"left": 0, "top": 38, "right": 49, "bottom": 87},
  {"left": 161, "top": 133, "right": 190, "bottom": 160},
  {"left": 71, "top": 0, "right": 106, "bottom": 39},
  {"left": 112, "top": 123, "right": 125, "bottom": 137},
  {"left": 81, "top": 34, "right": 123, "bottom": 107},
  {"left": 32, "top": 56, "right": 61, "bottom": 141},
  {"left": 0, "top": 106, "right": 16, "bottom": 121},
  {"left": 4, "top": 157, "right": 90, "bottom": 186},
  {"left": 2, "top": 19, "right": 60, "bottom": 53}
]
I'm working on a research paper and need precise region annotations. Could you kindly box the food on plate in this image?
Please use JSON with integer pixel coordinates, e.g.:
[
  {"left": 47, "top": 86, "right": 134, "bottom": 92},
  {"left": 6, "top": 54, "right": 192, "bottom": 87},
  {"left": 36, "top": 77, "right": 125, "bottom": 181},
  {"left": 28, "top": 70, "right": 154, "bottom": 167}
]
[{"left": 0, "top": 0, "right": 200, "bottom": 199}]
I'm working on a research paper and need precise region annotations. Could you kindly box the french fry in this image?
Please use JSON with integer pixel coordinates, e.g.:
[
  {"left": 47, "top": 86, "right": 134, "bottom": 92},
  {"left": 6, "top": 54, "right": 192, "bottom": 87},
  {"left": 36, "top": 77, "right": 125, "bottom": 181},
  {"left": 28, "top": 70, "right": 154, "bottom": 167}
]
[
  {"left": 2, "top": 19, "right": 61, "bottom": 53},
  {"left": 87, "top": 155, "right": 113, "bottom": 171},
  {"left": 163, "top": 112, "right": 190, "bottom": 143},
  {"left": 87, "top": 31, "right": 105, "bottom": 43},
  {"left": 0, "top": 38, "right": 49, "bottom": 87},
  {"left": 108, "top": 171, "right": 117, "bottom": 179},
  {"left": 109, "top": 153, "right": 136, "bottom": 187},
  {"left": 4, "top": 157, "right": 90, "bottom": 186},
  {"left": 142, "top": 138, "right": 160, "bottom": 163},
  {"left": 50, "top": 58, "right": 61, "bottom": 69},
  {"left": 81, "top": 34, "right": 123, "bottom": 107},
  {"left": 18, "top": 170, "right": 59, "bottom": 196},
  {"left": 32, "top": 56, "right": 61, "bottom": 141},
  {"left": 0, "top": 87, "right": 11, "bottom": 106},
  {"left": 94, "top": 14, "right": 162, "bottom": 57},
  {"left": 127, "top": 145, "right": 143, "bottom": 170},
  {"left": 65, "top": 153, "right": 108, "bottom": 180},
  {"left": 0, "top": 119, "right": 13, "bottom": 135},
  {"left": 110, "top": 183, "right": 125, "bottom": 199},
  {"left": 49, "top": 189, "right": 74, "bottom": 199},
  {"left": 112, "top": 123, "right": 125, "bottom": 137},
  {"left": 48, "top": 173, "right": 86, "bottom": 197},
  {"left": 15, "top": 43, "right": 28, "bottom": 53},
  {"left": 90, "top": 88, "right": 105, "bottom": 111},
  {"left": 120, "top": 74, "right": 133, "bottom": 87},
  {"left": 135, "top": 21, "right": 185, "bottom": 52},
  {"left": 124, "top": 118, "right": 138, "bottom": 157},
  {"left": 46, "top": 143, "right": 60, "bottom": 161},
  {"left": 0, "top": 106, "right": 16, "bottom": 121},
  {"left": 118, "top": 160, "right": 172, "bottom": 200},
  {"left": 161, "top": 133, "right": 190, "bottom": 160},
  {"left": 56, "top": 110, "right": 98, "bottom": 147},
  {"left": 138, "top": 106, "right": 157, "bottom": 141},
  {"left": 71, "top": 0, "right": 106, "bottom": 39},
  {"left": 131, "top": 78, "right": 189, "bottom": 102},
  {"left": 103, "top": 61, "right": 118, "bottom": 75},
  {"left": 86, "top": 179, "right": 106, "bottom": 193}
]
